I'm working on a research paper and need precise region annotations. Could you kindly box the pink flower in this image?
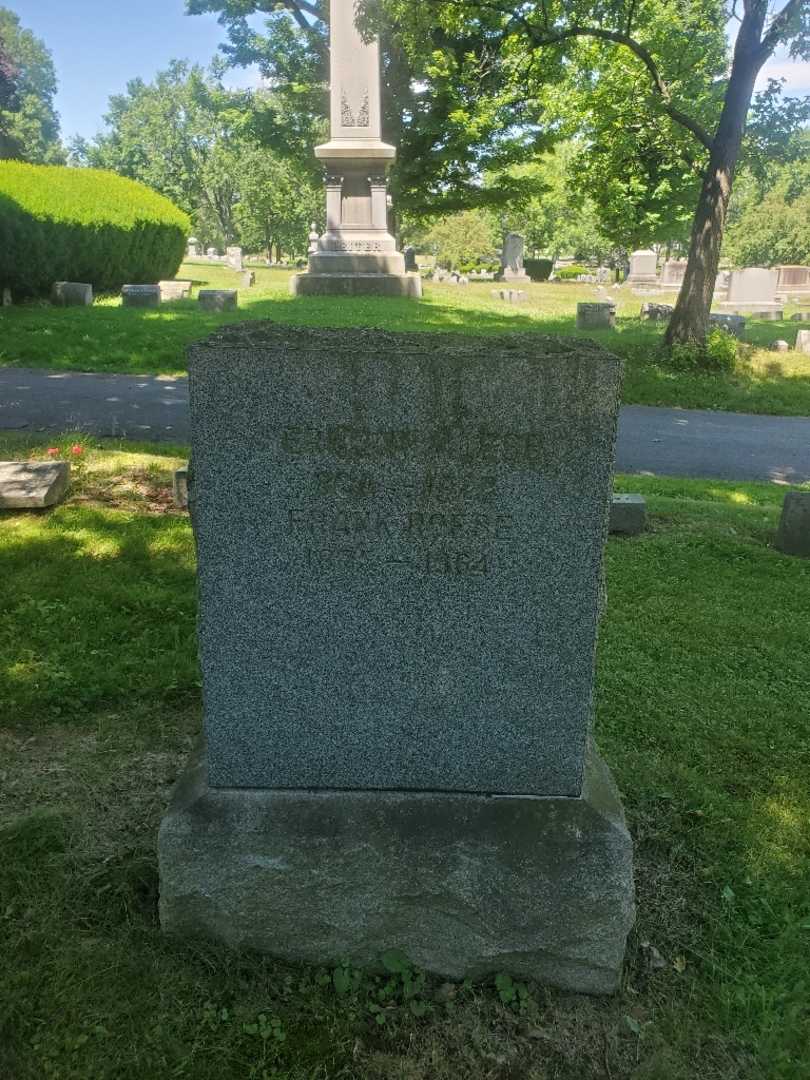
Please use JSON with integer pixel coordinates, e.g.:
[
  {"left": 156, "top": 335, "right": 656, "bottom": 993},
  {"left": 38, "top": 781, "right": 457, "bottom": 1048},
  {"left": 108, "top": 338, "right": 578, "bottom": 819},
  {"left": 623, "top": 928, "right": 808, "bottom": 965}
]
[
  {"left": 70, "top": 445, "right": 84, "bottom": 456},
  {"left": 46, "top": 447, "right": 59, "bottom": 457}
]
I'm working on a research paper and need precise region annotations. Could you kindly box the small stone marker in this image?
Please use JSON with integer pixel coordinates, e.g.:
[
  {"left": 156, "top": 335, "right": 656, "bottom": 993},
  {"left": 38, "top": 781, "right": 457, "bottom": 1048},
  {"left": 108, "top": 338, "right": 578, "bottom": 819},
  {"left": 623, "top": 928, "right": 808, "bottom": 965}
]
[
  {"left": 159, "top": 324, "right": 635, "bottom": 994},
  {"left": 122, "top": 284, "right": 160, "bottom": 308},
  {"left": 173, "top": 466, "right": 189, "bottom": 509},
  {"left": 159, "top": 280, "right": 192, "bottom": 302},
  {"left": 774, "top": 492, "right": 810, "bottom": 558},
  {"left": 226, "top": 246, "right": 244, "bottom": 272},
  {"left": 796, "top": 330, "right": 810, "bottom": 356},
  {"left": 239, "top": 271, "right": 256, "bottom": 289},
  {"left": 2, "top": 287, "right": 11, "bottom": 306},
  {"left": 626, "top": 249, "right": 658, "bottom": 284},
  {"left": 198, "top": 290, "right": 238, "bottom": 312},
  {"left": 609, "top": 494, "right": 647, "bottom": 536},
  {"left": 577, "top": 302, "right": 616, "bottom": 330},
  {"left": 0, "top": 461, "right": 70, "bottom": 509},
  {"left": 790, "top": 312, "right": 810, "bottom": 322},
  {"left": 492, "top": 288, "right": 526, "bottom": 303},
  {"left": 771, "top": 340, "right": 790, "bottom": 353},
  {"left": 51, "top": 282, "right": 93, "bottom": 306},
  {"left": 640, "top": 302, "right": 673, "bottom": 321},
  {"left": 404, "top": 246, "right": 418, "bottom": 272}
]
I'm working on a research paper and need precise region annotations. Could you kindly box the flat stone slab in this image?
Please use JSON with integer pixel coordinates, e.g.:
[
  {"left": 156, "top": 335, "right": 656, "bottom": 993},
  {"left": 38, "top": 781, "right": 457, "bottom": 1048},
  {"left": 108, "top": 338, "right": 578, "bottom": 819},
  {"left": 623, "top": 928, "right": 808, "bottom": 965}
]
[
  {"left": 122, "top": 285, "right": 160, "bottom": 308},
  {"left": 610, "top": 494, "right": 647, "bottom": 535},
  {"left": 199, "top": 290, "right": 237, "bottom": 312},
  {"left": 159, "top": 740, "right": 635, "bottom": 994},
  {"left": 188, "top": 324, "right": 622, "bottom": 795},
  {"left": 0, "top": 461, "right": 70, "bottom": 508},
  {"left": 775, "top": 491, "right": 810, "bottom": 557}
]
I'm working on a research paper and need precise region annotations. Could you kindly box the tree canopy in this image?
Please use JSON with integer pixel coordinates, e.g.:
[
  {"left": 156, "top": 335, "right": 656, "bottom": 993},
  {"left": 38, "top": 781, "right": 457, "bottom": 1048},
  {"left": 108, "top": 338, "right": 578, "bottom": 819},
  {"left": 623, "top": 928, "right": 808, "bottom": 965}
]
[
  {"left": 185, "top": 0, "right": 552, "bottom": 219},
  {"left": 0, "top": 7, "right": 63, "bottom": 163},
  {"left": 72, "top": 62, "right": 322, "bottom": 257}
]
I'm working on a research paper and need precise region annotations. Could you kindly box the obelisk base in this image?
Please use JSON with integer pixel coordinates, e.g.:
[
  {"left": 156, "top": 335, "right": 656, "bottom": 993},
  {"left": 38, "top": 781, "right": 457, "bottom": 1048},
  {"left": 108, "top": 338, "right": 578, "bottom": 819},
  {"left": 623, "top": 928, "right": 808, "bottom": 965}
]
[
  {"left": 290, "top": 272, "right": 423, "bottom": 298},
  {"left": 159, "top": 740, "right": 635, "bottom": 994}
]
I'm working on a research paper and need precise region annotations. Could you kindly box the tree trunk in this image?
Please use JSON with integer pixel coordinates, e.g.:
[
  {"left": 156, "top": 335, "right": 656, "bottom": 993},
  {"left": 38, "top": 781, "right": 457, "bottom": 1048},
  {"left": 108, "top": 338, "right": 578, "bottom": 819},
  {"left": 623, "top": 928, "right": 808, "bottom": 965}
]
[{"left": 665, "top": 9, "right": 768, "bottom": 346}]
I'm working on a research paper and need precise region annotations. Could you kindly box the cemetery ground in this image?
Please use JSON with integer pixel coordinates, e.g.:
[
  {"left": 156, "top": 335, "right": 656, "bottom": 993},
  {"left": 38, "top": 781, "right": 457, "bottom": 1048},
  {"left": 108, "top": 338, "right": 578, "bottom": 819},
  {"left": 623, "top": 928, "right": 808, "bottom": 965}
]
[
  {"left": 1, "top": 263, "right": 810, "bottom": 418},
  {"left": 2, "top": 434, "right": 809, "bottom": 1080}
]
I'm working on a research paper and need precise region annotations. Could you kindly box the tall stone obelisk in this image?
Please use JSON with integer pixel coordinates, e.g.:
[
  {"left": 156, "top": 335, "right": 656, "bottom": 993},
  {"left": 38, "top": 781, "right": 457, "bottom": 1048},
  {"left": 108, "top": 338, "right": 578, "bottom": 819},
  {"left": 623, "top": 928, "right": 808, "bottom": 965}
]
[{"left": 291, "top": 0, "right": 421, "bottom": 298}]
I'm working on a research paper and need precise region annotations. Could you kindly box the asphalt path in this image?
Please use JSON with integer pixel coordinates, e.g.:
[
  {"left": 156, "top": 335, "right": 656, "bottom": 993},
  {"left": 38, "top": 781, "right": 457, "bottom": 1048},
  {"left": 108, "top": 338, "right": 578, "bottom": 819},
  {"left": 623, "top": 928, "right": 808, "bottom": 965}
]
[{"left": 1, "top": 367, "right": 809, "bottom": 484}]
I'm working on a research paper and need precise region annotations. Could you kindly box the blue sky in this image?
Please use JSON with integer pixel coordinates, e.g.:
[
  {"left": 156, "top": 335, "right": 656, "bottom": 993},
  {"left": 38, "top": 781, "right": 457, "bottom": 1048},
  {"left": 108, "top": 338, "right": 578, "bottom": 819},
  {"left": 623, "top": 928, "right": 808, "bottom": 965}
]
[
  {"left": 8, "top": 0, "right": 810, "bottom": 143},
  {"left": 9, "top": 0, "right": 261, "bottom": 141}
]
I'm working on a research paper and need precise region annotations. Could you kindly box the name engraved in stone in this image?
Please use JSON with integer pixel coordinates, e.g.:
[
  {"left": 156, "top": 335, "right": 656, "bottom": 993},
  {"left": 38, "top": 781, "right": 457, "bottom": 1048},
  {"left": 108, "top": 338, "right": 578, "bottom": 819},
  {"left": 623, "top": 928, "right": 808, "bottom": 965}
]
[
  {"left": 281, "top": 426, "right": 547, "bottom": 466},
  {"left": 288, "top": 508, "right": 515, "bottom": 543}
]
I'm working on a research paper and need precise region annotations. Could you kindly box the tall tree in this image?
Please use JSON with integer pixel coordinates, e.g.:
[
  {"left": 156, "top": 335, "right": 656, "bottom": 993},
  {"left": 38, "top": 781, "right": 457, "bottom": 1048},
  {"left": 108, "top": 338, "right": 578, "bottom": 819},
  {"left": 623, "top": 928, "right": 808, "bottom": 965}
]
[
  {"left": 73, "top": 61, "right": 320, "bottom": 255},
  {"left": 369, "top": 0, "right": 810, "bottom": 344},
  {"left": 0, "top": 7, "right": 63, "bottom": 163}
]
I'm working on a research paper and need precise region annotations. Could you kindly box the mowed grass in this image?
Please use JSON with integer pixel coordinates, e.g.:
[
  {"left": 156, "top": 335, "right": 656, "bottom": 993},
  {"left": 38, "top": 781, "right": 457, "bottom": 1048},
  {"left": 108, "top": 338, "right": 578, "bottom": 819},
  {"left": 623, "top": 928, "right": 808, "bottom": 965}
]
[
  {"left": 1, "top": 437, "right": 809, "bottom": 1080},
  {"left": 1, "top": 262, "right": 809, "bottom": 415}
]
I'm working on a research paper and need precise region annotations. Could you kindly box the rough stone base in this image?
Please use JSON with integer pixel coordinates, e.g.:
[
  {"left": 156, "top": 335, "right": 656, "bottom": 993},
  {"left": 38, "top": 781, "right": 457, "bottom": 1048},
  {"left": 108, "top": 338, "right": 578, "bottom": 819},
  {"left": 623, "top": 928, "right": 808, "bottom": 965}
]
[
  {"left": 717, "top": 302, "right": 784, "bottom": 320},
  {"left": 159, "top": 741, "right": 635, "bottom": 994},
  {"left": 290, "top": 273, "right": 422, "bottom": 299}
]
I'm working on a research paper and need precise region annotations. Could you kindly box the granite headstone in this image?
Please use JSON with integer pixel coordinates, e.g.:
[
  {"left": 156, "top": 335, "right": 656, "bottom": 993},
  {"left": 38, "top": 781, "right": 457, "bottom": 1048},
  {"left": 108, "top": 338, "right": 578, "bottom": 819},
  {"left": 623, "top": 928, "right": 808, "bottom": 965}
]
[{"left": 159, "top": 324, "right": 635, "bottom": 993}]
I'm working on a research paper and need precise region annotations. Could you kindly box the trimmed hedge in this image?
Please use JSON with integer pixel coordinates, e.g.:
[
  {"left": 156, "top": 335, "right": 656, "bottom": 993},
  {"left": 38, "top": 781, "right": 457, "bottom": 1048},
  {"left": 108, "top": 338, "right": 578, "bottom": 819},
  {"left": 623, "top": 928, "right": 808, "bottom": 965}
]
[
  {"left": 555, "top": 264, "right": 590, "bottom": 280},
  {"left": 524, "top": 258, "right": 553, "bottom": 282},
  {"left": 0, "top": 162, "right": 190, "bottom": 298}
]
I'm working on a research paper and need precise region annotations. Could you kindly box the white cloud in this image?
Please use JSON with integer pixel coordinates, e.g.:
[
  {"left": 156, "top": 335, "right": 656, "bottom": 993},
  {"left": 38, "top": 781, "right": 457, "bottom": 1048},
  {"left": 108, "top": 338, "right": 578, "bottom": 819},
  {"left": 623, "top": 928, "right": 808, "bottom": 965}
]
[{"left": 756, "top": 58, "right": 810, "bottom": 95}]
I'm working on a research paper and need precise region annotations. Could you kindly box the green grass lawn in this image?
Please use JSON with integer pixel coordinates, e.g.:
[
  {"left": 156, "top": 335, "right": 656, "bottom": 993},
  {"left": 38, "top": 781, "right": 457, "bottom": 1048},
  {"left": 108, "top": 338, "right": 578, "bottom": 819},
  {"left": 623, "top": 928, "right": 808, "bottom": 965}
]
[
  {"left": 1, "top": 262, "right": 810, "bottom": 415},
  {"left": 2, "top": 437, "right": 809, "bottom": 1080}
]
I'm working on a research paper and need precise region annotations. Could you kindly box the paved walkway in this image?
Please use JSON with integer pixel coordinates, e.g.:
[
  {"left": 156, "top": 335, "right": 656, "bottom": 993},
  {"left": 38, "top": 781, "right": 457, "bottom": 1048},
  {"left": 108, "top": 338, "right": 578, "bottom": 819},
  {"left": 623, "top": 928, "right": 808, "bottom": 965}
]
[{"left": 1, "top": 367, "right": 809, "bottom": 484}]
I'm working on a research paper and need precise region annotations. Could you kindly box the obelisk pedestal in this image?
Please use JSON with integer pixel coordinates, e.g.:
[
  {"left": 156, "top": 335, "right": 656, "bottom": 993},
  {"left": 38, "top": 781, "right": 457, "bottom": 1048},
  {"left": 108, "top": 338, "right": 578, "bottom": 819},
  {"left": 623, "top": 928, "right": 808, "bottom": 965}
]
[{"left": 291, "top": 0, "right": 421, "bottom": 298}]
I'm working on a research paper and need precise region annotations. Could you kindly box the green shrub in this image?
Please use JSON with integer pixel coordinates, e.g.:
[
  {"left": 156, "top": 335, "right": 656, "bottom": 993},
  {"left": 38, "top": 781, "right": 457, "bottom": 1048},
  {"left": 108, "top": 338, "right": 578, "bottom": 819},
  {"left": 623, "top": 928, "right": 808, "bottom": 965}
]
[
  {"left": 667, "top": 328, "right": 739, "bottom": 374},
  {"left": 0, "top": 162, "right": 190, "bottom": 298},
  {"left": 554, "top": 264, "right": 589, "bottom": 280},
  {"left": 524, "top": 258, "right": 553, "bottom": 281}
]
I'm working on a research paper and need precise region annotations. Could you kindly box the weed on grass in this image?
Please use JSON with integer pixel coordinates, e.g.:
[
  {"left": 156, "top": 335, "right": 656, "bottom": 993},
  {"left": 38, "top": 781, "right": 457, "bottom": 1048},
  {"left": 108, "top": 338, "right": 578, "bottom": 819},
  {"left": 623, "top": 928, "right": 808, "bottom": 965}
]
[{"left": 1, "top": 447, "right": 809, "bottom": 1078}]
